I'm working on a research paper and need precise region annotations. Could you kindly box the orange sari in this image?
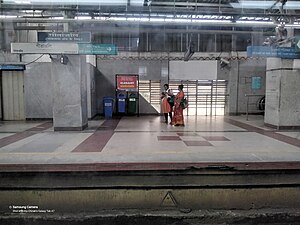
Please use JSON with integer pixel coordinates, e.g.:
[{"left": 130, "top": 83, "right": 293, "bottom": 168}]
[
  {"left": 172, "top": 91, "right": 184, "bottom": 126},
  {"left": 161, "top": 96, "right": 171, "bottom": 113}
]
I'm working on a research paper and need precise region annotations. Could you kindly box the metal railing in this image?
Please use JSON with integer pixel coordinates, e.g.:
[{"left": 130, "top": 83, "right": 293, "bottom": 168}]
[{"left": 245, "top": 94, "right": 265, "bottom": 121}]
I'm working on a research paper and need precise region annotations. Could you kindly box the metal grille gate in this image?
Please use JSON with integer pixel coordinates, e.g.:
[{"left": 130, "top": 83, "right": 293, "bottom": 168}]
[{"left": 169, "top": 80, "right": 228, "bottom": 116}]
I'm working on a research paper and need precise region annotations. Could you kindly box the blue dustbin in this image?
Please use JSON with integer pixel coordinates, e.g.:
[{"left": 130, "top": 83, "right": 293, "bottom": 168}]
[
  {"left": 103, "top": 97, "right": 114, "bottom": 118},
  {"left": 117, "top": 92, "right": 126, "bottom": 113}
]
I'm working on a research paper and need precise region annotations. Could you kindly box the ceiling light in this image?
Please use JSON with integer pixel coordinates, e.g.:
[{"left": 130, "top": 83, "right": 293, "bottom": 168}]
[
  {"left": 75, "top": 16, "right": 92, "bottom": 20},
  {"left": 49, "top": 17, "right": 64, "bottom": 20},
  {"left": 236, "top": 21, "right": 275, "bottom": 25},
  {"left": 0, "top": 15, "right": 18, "bottom": 18},
  {"left": 14, "top": 0, "right": 31, "bottom": 3},
  {"left": 231, "top": 1, "right": 300, "bottom": 10},
  {"left": 6, "top": 0, "right": 144, "bottom": 6}
]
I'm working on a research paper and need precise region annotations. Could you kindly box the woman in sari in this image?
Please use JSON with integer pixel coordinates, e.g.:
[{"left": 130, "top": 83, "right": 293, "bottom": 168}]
[
  {"left": 172, "top": 84, "right": 185, "bottom": 126},
  {"left": 161, "top": 91, "right": 171, "bottom": 124}
]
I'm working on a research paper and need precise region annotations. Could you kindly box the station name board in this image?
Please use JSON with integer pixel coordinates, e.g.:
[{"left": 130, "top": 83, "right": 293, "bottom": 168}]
[
  {"left": 38, "top": 32, "right": 91, "bottom": 43},
  {"left": 247, "top": 46, "right": 300, "bottom": 59}
]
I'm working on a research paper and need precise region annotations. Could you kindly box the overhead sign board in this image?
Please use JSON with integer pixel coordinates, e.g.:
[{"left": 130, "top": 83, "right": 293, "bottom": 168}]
[
  {"left": 11, "top": 43, "right": 78, "bottom": 54},
  {"left": 0, "top": 64, "right": 25, "bottom": 71},
  {"left": 78, "top": 44, "right": 118, "bottom": 55},
  {"left": 11, "top": 43, "right": 118, "bottom": 55},
  {"left": 247, "top": 46, "right": 300, "bottom": 59},
  {"left": 38, "top": 32, "right": 91, "bottom": 43}
]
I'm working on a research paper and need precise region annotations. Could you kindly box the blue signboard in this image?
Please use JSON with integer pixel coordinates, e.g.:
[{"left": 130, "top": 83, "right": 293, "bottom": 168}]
[
  {"left": 38, "top": 32, "right": 91, "bottom": 43},
  {"left": 252, "top": 76, "right": 262, "bottom": 90},
  {"left": 78, "top": 44, "right": 118, "bottom": 55},
  {"left": 247, "top": 46, "right": 300, "bottom": 59},
  {"left": 0, "top": 64, "right": 25, "bottom": 71}
]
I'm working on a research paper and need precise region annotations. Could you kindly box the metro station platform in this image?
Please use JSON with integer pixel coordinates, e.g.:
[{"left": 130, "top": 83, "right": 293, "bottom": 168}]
[{"left": 0, "top": 115, "right": 299, "bottom": 172}]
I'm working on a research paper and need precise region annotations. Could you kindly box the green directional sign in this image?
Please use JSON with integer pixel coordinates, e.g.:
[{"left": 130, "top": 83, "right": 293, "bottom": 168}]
[
  {"left": 295, "top": 36, "right": 300, "bottom": 52},
  {"left": 78, "top": 44, "right": 118, "bottom": 55}
]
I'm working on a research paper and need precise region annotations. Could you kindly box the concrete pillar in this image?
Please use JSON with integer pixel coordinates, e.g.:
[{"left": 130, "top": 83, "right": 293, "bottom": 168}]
[
  {"left": 52, "top": 55, "right": 88, "bottom": 131},
  {"left": 86, "top": 55, "right": 97, "bottom": 119},
  {"left": 226, "top": 60, "right": 239, "bottom": 115},
  {"left": 265, "top": 58, "right": 300, "bottom": 129}
]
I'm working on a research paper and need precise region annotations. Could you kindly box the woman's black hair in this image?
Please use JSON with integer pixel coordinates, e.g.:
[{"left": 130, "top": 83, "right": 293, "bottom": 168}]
[
  {"left": 178, "top": 84, "right": 184, "bottom": 90},
  {"left": 164, "top": 84, "right": 169, "bottom": 88}
]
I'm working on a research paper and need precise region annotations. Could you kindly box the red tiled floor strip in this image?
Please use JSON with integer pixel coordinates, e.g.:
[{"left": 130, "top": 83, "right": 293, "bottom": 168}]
[
  {"left": 261, "top": 131, "right": 300, "bottom": 148},
  {"left": 98, "top": 118, "right": 121, "bottom": 130},
  {"left": 72, "top": 131, "right": 114, "bottom": 152},
  {"left": 27, "top": 121, "right": 53, "bottom": 131},
  {"left": 157, "top": 136, "right": 182, "bottom": 141},
  {"left": 0, "top": 132, "right": 33, "bottom": 148},
  {"left": 72, "top": 118, "right": 121, "bottom": 152},
  {"left": 225, "top": 118, "right": 300, "bottom": 148},
  {"left": 0, "top": 121, "right": 53, "bottom": 148}
]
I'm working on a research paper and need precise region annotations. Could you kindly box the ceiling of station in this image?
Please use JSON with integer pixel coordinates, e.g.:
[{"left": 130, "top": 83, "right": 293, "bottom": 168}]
[
  {"left": 0, "top": 0, "right": 299, "bottom": 18},
  {"left": 0, "top": 0, "right": 299, "bottom": 33}
]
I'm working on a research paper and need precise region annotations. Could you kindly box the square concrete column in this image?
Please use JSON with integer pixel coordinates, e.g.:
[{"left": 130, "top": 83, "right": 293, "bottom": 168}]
[
  {"left": 265, "top": 58, "right": 300, "bottom": 129},
  {"left": 52, "top": 55, "right": 88, "bottom": 131},
  {"left": 226, "top": 60, "right": 239, "bottom": 115}
]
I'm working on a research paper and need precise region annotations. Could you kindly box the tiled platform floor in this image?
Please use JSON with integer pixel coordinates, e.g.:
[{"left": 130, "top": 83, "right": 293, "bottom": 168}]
[{"left": 0, "top": 115, "right": 300, "bottom": 166}]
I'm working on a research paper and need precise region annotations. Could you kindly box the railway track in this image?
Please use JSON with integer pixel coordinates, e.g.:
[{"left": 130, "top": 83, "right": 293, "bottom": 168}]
[{"left": 1, "top": 162, "right": 300, "bottom": 224}]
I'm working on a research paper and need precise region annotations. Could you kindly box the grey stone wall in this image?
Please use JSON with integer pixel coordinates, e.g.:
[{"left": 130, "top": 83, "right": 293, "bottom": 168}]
[
  {"left": 2, "top": 51, "right": 267, "bottom": 119},
  {"left": 225, "top": 58, "right": 266, "bottom": 115},
  {"left": 23, "top": 57, "right": 97, "bottom": 120},
  {"left": 96, "top": 58, "right": 168, "bottom": 114},
  {"left": 24, "top": 63, "right": 53, "bottom": 119},
  {"left": 96, "top": 56, "right": 266, "bottom": 115}
]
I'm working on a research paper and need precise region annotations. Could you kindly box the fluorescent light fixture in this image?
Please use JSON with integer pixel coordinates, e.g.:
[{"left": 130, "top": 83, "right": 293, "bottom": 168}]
[
  {"left": 192, "top": 19, "right": 232, "bottom": 24},
  {"left": 94, "top": 16, "right": 277, "bottom": 26},
  {"left": 130, "top": 0, "right": 144, "bottom": 6},
  {"left": 21, "top": 10, "right": 43, "bottom": 13},
  {"left": 0, "top": 15, "right": 18, "bottom": 18},
  {"left": 236, "top": 20, "right": 275, "bottom": 25},
  {"left": 49, "top": 17, "right": 64, "bottom": 20},
  {"left": 127, "top": 17, "right": 142, "bottom": 21},
  {"left": 140, "top": 18, "right": 150, "bottom": 22},
  {"left": 75, "top": 16, "right": 92, "bottom": 20},
  {"left": 14, "top": 0, "right": 31, "bottom": 3},
  {"left": 5, "top": 0, "right": 144, "bottom": 6},
  {"left": 149, "top": 18, "right": 165, "bottom": 22},
  {"left": 110, "top": 17, "right": 127, "bottom": 21},
  {"left": 285, "top": 23, "right": 300, "bottom": 28},
  {"left": 231, "top": 1, "right": 300, "bottom": 10}
]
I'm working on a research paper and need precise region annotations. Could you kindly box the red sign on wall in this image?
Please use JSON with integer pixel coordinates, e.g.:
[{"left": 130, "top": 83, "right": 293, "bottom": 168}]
[{"left": 116, "top": 75, "right": 138, "bottom": 91}]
